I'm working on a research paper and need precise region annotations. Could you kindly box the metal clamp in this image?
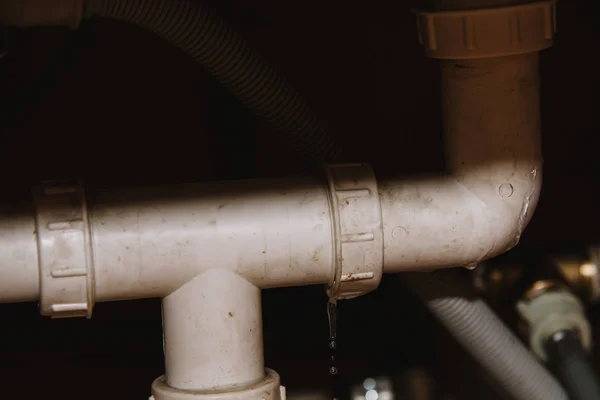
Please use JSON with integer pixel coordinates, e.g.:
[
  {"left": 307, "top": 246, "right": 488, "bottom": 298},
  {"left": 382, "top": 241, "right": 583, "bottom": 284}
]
[
  {"left": 325, "top": 163, "right": 384, "bottom": 300},
  {"left": 34, "top": 180, "right": 95, "bottom": 318}
]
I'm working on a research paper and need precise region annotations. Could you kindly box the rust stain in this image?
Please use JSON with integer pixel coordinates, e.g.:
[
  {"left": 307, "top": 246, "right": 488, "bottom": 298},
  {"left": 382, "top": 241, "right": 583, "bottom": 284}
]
[{"left": 228, "top": 312, "right": 234, "bottom": 317}]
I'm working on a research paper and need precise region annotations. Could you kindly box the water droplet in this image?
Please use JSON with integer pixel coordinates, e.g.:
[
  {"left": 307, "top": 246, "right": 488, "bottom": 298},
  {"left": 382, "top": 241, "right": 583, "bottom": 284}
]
[
  {"left": 327, "top": 300, "right": 337, "bottom": 339},
  {"left": 327, "top": 299, "right": 341, "bottom": 398},
  {"left": 464, "top": 262, "right": 478, "bottom": 270}
]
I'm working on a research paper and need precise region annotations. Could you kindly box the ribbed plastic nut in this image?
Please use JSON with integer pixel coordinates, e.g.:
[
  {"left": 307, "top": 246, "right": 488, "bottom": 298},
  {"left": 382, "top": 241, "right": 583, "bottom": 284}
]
[
  {"left": 325, "top": 163, "right": 384, "bottom": 300},
  {"left": 151, "top": 369, "right": 285, "bottom": 400},
  {"left": 33, "top": 180, "right": 95, "bottom": 318},
  {"left": 414, "top": 0, "right": 557, "bottom": 59}
]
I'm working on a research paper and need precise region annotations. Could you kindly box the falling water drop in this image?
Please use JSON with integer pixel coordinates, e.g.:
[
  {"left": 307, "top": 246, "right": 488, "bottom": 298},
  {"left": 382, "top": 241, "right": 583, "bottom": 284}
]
[
  {"left": 327, "top": 299, "right": 340, "bottom": 399},
  {"left": 328, "top": 299, "right": 337, "bottom": 342}
]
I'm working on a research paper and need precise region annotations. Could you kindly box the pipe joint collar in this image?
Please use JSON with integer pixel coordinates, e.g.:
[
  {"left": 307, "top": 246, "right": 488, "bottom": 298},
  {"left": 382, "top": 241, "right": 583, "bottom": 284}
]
[
  {"left": 151, "top": 369, "right": 285, "bottom": 400},
  {"left": 325, "top": 163, "right": 383, "bottom": 300},
  {"left": 33, "top": 180, "right": 95, "bottom": 318},
  {"left": 414, "top": 0, "right": 557, "bottom": 59}
]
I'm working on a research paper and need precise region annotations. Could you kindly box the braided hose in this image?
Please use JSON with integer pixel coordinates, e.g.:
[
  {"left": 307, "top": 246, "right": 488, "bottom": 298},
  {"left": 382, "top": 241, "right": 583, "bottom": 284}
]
[{"left": 89, "top": 0, "right": 343, "bottom": 163}]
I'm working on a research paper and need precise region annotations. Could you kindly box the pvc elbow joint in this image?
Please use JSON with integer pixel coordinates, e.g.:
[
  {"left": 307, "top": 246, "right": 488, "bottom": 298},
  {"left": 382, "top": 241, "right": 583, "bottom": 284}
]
[
  {"left": 451, "top": 161, "right": 543, "bottom": 262},
  {"left": 380, "top": 161, "right": 542, "bottom": 273}
]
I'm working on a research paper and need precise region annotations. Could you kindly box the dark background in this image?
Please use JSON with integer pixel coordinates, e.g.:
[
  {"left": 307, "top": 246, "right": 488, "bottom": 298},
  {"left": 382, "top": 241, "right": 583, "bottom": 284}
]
[{"left": 0, "top": 0, "right": 599, "bottom": 398}]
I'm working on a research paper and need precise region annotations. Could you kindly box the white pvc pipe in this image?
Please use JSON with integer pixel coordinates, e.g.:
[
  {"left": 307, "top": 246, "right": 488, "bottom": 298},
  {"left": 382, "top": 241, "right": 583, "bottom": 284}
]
[
  {"left": 381, "top": 54, "right": 542, "bottom": 272},
  {"left": 89, "top": 176, "right": 333, "bottom": 302},
  {"left": 0, "top": 205, "right": 39, "bottom": 302},
  {"left": 0, "top": 55, "right": 543, "bottom": 302},
  {"left": 0, "top": 147, "right": 541, "bottom": 307},
  {"left": 162, "top": 268, "right": 264, "bottom": 391}
]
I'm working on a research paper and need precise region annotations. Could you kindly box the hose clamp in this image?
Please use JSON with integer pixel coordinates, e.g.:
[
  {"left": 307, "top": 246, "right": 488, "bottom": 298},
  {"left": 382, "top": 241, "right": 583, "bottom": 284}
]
[
  {"left": 325, "top": 163, "right": 384, "bottom": 300},
  {"left": 34, "top": 180, "right": 95, "bottom": 318}
]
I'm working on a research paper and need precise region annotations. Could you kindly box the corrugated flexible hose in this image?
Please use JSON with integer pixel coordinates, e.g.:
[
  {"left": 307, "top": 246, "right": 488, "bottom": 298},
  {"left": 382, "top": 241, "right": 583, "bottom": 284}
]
[
  {"left": 404, "top": 270, "right": 569, "bottom": 400},
  {"left": 88, "top": 0, "right": 343, "bottom": 163},
  {"left": 87, "top": 2, "right": 568, "bottom": 398}
]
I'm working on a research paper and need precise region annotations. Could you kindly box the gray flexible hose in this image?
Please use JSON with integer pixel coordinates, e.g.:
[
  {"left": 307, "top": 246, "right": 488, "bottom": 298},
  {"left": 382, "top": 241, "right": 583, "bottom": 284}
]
[
  {"left": 88, "top": 0, "right": 344, "bottom": 163},
  {"left": 404, "top": 270, "right": 569, "bottom": 400}
]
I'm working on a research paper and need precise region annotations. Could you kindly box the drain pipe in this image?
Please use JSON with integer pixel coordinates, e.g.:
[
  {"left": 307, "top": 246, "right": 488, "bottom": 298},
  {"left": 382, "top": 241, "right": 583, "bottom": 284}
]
[
  {"left": 0, "top": 0, "right": 567, "bottom": 399},
  {"left": 403, "top": 1, "right": 568, "bottom": 400},
  {"left": 0, "top": 154, "right": 559, "bottom": 398},
  {"left": 157, "top": 268, "right": 273, "bottom": 394},
  {"left": 382, "top": 54, "right": 543, "bottom": 271},
  {"left": 0, "top": 136, "right": 544, "bottom": 305}
]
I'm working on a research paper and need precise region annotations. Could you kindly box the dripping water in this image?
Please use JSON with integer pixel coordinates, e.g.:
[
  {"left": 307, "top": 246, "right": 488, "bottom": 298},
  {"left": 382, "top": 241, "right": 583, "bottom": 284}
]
[{"left": 328, "top": 299, "right": 340, "bottom": 399}]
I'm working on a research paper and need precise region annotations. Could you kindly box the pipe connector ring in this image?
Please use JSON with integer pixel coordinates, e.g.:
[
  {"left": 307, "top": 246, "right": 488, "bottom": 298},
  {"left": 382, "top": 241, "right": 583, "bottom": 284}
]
[
  {"left": 33, "top": 179, "right": 95, "bottom": 318},
  {"left": 324, "top": 163, "right": 384, "bottom": 300}
]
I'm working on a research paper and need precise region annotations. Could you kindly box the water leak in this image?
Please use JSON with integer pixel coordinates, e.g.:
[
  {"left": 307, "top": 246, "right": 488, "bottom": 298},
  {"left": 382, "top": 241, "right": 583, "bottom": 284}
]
[
  {"left": 328, "top": 299, "right": 340, "bottom": 399},
  {"left": 328, "top": 299, "right": 337, "bottom": 347}
]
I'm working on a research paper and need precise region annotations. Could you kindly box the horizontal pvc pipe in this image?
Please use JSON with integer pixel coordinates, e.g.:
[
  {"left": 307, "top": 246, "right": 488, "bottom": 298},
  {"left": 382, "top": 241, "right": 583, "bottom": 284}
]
[
  {"left": 0, "top": 159, "right": 541, "bottom": 305},
  {"left": 0, "top": 205, "right": 39, "bottom": 302},
  {"left": 163, "top": 268, "right": 264, "bottom": 391},
  {"left": 0, "top": 55, "right": 543, "bottom": 303},
  {"left": 89, "top": 176, "right": 334, "bottom": 301}
]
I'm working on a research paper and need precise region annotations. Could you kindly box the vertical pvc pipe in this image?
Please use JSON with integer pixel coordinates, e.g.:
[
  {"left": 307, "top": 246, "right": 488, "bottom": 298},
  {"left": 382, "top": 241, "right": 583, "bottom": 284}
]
[
  {"left": 442, "top": 53, "right": 542, "bottom": 201},
  {"left": 162, "top": 268, "right": 264, "bottom": 391}
]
